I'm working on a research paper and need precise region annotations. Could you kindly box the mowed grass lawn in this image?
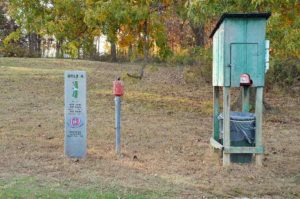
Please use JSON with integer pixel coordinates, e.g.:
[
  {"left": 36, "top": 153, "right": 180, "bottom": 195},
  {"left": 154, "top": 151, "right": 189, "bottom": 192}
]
[{"left": 0, "top": 58, "right": 299, "bottom": 198}]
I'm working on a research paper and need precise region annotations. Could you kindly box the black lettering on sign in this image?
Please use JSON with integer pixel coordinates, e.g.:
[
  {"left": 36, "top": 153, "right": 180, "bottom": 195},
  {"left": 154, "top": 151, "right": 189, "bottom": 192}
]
[{"left": 67, "top": 131, "right": 83, "bottom": 138}]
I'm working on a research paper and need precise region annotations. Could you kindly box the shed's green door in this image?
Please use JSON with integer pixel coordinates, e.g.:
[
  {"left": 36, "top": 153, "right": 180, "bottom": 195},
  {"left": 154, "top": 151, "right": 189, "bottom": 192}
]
[{"left": 230, "top": 43, "right": 258, "bottom": 87}]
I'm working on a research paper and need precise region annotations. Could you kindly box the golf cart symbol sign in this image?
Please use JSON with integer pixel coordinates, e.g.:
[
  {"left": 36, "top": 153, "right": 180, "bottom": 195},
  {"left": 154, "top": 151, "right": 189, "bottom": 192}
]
[{"left": 64, "top": 71, "right": 87, "bottom": 158}]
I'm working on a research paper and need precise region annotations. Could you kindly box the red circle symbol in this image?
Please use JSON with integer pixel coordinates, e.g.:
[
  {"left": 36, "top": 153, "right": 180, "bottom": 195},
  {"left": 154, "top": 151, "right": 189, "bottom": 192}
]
[{"left": 70, "top": 117, "right": 81, "bottom": 127}]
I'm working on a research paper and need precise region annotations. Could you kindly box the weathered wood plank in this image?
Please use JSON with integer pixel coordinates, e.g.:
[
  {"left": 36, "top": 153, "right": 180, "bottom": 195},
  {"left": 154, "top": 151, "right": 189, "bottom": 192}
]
[
  {"left": 255, "top": 87, "right": 264, "bottom": 166},
  {"left": 223, "top": 87, "right": 231, "bottom": 166},
  {"left": 224, "top": 146, "right": 264, "bottom": 154},
  {"left": 210, "top": 137, "right": 223, "bottom": 150},
  {"left": 213, "top": 86, "right": 220, "bottom": 140},
  {"left": 242, "top": 86, "right": 250, "bottom": 112}
]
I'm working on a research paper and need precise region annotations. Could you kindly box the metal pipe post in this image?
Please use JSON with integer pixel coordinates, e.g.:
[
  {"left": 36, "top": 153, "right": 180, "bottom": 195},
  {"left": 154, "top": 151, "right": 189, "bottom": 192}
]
[{"left": 115, "top": 96, "right": 121, "bottom": 154}]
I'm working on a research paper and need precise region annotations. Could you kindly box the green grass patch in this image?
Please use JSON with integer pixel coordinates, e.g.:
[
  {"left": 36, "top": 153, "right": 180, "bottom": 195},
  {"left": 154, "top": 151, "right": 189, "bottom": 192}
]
[{"left": 0, "top": 177, "right": 155, "bottom": 199}]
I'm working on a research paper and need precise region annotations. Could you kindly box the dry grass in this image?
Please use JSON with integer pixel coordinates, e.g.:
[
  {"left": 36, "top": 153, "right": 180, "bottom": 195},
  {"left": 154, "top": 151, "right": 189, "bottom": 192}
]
[{"left": 0, "top": 57, "right": 299, "bottom": 198}]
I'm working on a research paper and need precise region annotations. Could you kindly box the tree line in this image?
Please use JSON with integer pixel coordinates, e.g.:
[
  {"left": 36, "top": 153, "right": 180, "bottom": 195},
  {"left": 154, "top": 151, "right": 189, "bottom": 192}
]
[{"left": 0, "top": 0, "right": 299, "bottom": 87}]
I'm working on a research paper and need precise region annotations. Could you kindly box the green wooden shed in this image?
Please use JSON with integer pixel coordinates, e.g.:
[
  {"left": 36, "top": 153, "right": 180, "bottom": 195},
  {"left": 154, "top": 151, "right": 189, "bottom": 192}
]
[
  {"left": 210, "top": 13, "right": 271, "bottom": 87},
  {"left": 209, "top": 13, "right": 271, "bottom": 166}
]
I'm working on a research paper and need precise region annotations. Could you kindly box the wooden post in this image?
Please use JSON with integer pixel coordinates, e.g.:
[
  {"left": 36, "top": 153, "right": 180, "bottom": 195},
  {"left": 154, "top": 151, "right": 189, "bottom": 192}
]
[
  {"left": 213, "top": 86, "right": 220, "bottom": 141},
  {"left": 255, "top": 87, "right": 264, "bottom": 166},
  {"left": 242, "top": 86, "right": 250, "bottom": 112},
  {"left": 223, "top": 87, "right": 231, "bottom": 166}
]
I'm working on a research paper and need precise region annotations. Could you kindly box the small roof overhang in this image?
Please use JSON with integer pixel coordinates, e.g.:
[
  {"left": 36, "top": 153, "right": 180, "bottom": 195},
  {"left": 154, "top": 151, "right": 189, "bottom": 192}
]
[{"left": 209, "top": 12, "right": 271, "bottom": 38}]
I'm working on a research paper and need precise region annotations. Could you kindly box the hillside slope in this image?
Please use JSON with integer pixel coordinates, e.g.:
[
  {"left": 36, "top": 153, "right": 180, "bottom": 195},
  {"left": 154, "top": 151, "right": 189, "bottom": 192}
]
[{"left": 0, "top": 58, "right": 299, "bottom": 198}]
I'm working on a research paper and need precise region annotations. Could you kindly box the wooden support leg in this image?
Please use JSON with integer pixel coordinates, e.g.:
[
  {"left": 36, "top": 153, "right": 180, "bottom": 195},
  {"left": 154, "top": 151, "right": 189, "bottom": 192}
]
[
  {"left": 223, "top": 87, "right": 231, "bottom": 166},
  {"left": 242, "top": 86, "right": 250, "bottom": 112},
  {"left": 213, "top": 86, "right": 220, "bottom": 141},
  {"left": 255, "top": 87, "right": 264, "bottom": 166}
]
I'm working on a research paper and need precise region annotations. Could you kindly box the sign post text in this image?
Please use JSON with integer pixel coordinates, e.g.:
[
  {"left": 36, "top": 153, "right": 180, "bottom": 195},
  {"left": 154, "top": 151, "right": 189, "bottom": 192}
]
[{"left": 64, "top": 71, "right": 87, "bottom": 158}]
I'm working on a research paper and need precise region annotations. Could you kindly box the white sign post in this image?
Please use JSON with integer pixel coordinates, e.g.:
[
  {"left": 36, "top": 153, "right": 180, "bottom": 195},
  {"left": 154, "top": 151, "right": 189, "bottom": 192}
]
[{"left": 64, "top": 71, "right": 87, "bottom": 158}]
